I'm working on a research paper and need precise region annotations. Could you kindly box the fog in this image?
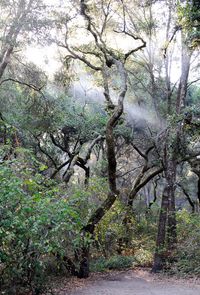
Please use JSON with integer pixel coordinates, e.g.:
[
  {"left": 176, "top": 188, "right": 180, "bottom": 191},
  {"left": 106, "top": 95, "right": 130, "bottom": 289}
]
[{"left": 69, "top": 74, "right": 164, "bottom": 131}]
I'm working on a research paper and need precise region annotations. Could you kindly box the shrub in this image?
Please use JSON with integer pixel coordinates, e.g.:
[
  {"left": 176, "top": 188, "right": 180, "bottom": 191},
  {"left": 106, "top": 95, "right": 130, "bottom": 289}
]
[
  {"left": 171, "top": 210, "right": 200, "bottom": 276},
  {"left": 0, "top": 165, "right": 81, "bottom": 293},
  {"left": 90, "top": 257, "right": 107, "bottom": 272},
  {"left": 134, "top": 249, "right": 153, "bottom": 266},
  {"left": 90, "top": 255, "right": 135, "bottom": 272},
  {"left": 105, "top": 255, "right": 135, "bottom": 270}
]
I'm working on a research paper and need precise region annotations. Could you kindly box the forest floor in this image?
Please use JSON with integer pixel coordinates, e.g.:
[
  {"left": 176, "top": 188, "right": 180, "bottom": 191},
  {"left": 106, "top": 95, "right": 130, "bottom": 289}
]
[{"left": 51, "top": 268, "right": 200, "bottom": 295}]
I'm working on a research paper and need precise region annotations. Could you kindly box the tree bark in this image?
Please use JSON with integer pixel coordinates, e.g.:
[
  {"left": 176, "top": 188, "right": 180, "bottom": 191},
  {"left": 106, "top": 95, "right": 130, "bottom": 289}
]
[
  {"left": 78, "top": 63, "right": 126, "bottom": 277},
  {"left": 0, "top": 46, "right": 14, "bottom": 80},
  {"left": 152, "top": 186, "right": 169, "bottom": 272},
  {"left": 176, "top": 31, "right": 192, "bottom": 113},
  {"left": 166, "top": 158, "right": 177, "bottom": 250},
  {"left": 197, "top": 176, "right": 200, "bottom": 204}
]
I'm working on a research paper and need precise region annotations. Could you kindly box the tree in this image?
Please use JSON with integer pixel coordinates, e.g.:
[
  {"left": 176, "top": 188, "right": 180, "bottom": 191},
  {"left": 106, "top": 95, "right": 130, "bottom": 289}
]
[
  {"left": 0, "top": 0, "right": 50, "bottom": 80},
  {"left": 53, "top": 0, "right": 146, "bottom": 277},
  {"left": 152, "top": 0, "right": 198, "bottom": 272}
]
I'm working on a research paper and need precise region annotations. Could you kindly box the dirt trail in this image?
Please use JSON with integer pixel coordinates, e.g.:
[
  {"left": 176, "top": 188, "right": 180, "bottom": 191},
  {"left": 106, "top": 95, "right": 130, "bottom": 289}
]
[{"left": 66, "top": 269, "right": 200, "bottom": 295}]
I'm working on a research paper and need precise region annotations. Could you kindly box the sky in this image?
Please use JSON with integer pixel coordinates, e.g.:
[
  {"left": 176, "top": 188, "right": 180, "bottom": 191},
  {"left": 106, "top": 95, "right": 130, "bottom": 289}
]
[{"left": 25, "top": 45, "right": 61, "bottom": 78}]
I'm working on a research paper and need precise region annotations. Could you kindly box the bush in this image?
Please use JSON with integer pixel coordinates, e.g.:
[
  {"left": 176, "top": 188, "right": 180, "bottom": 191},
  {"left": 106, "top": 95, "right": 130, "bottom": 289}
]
[
  {"left": 105, "top": 255, "right": 135, "bottom": 270},
  {"left": 134, "top": 249, "right": 153, "bottom": 266},
  {"left": 0, "top": 165, "right": 81, "bottom": 293},
  {"left": 90, "top": 255, "right": 135, "bottom": 272},
  {"left": 171, "top": 210, "right": 200, "bottom": 276},
  {"left": 90, "top": 257, "right": 107, "bottom": 272},
  {"left": 0, "top": 159, "right": 112, "bottom": 293}
]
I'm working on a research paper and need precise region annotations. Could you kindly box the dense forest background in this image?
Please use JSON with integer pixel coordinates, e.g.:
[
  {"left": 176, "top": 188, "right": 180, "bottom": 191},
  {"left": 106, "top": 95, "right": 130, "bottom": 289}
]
[{"left": 0, "top": 0, "right": 200, "bottom": 294}]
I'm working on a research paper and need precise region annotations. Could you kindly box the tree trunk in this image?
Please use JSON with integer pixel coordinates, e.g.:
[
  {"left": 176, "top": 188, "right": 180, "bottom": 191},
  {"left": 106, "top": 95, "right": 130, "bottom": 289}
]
[
  {"left": 152, "top": 29, "right": 192, "bottom": 272},
  {"left": 76, "top": 61, "right": 127, "bottom": 278},
  {"left": 197, "top": 176, "right": 200, "bottom": 204},
  {"left": 152, "top": 186, "right": 169, "bottom": 272},
  {"left": 166, "top": 159, "right": 177, "bottom": 250},
  {"left": 78, "top": 247, "right": 90, "bottom": 278},
  {"left": 0, "top": 46, "right": 14, "bottom": 79},
  {"left": 176, "top": 32, "right": 191, "bottom": 113},
  {"left": 166, "top": 31, "right": 192, "bottom": 251}
]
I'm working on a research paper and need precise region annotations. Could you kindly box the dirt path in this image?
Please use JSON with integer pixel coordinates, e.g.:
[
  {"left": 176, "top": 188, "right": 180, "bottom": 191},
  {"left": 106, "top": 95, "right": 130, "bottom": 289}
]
[{"left": 64, "top": 269, "right": 200, "bottom": 295}]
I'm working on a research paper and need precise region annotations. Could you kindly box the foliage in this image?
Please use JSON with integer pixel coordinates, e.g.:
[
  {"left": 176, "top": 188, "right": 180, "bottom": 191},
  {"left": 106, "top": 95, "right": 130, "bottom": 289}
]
[
  {"left": 171, "top": 210, "right": 200, "bottom": 275},
  {"left": 95, "top": 199, "right": 156, "bottom": 266},
  {"left": 0, "top": 151, "right": 111, "bottom": 292},
  {"left": 177, "top": 0, "right": 200, "bottom": 47},
  {"left": 0, "top": 162, "right": 82, "bottom": 293},
  {"left": 105, "top": 255, "right": 135, "bottom": 270},
  {"left": 90, "top": 255, "right": 135, "bottom": 272},
  {"left": 95, "top": 201, "right": 129, "bottom": 256},
  {"left": 134, "top": 249, "right": 153, "bottom": 267}
]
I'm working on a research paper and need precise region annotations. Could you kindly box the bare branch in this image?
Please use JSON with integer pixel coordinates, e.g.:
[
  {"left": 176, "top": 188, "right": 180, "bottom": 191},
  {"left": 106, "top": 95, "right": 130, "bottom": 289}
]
[
  {"left": 177, "top": 183, "right": 195, "bottom": 212},
  {"left": 50, "top": 159, "right": 70, "bottom": 179},
  {"left": 187, "top": 78, "right": 200, "bottom": 88},
  {"left": 113, "top": 29, "right": 146, "bottom": 60},
  {"left": 163, "top": 25, "right": 181, "bottom": 58},
  {"left": 100, "top": 0, "right": 112, "bottom": 36},
  {"left": 37, "top": 140, "right": 57, "bottom": 169},
  {"left": 63, "top": 154, "right": 79, "bottom": 183},
  {"left": 64, "top": 45, "right": 102, "bottom": 71},
  {"left": 80, "top": 0, "right": 118, "bottom": 60},
  {"left": 83, "top": 135, "right": 105, "bottom": 163},
  {"left": 131, "top": 144, "right": 147, "bottom": 160},
  {"left": 50, "top": 134, "right": 69, "bottom": 154},
  {"left": 0, "top": 78, "right": 46, "bottom": 97},
  {"left": 128, "top": 167, "right": 163, "bottom": 206}
]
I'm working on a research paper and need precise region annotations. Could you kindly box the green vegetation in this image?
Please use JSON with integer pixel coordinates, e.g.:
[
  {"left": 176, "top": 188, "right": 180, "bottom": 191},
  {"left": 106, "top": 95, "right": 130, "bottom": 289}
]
[
  {"left": 90, "top": 256, "right": 135, "bottom": 272},
  {"left": 172, "top": 211, "right": 200, "bottom": 275},
  {"left": 0, "top": 0, "right": 200, "bottom": 294}
]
